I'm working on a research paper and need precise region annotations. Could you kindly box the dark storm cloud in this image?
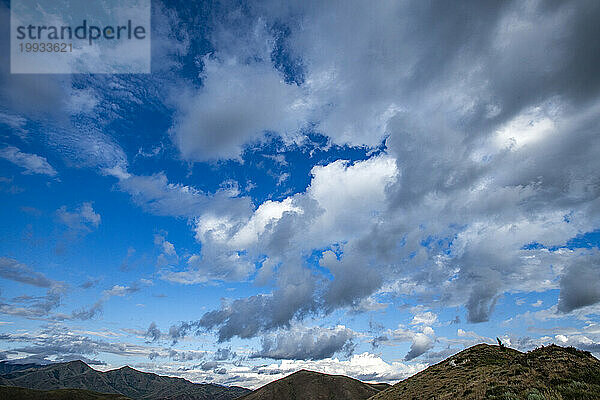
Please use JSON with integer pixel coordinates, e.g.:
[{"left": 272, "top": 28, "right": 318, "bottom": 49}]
[
  {"left": 199, "top": 265, "right": 317, "bottom": 341},
  {"left": 558, "top": 257, "right": 600, "bottom": 313},
  {"left": 251, "top": 326, "right": 355, "bottom": 360},
  {"left": 465, "top": 281, "right": 500, "bottom": 323},
  {"left": 319, "top": 249, "right": 383, "bottom": 312}
]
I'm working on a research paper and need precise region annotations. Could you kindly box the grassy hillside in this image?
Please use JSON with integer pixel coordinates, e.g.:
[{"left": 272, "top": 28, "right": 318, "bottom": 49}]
[
  {"left": 238, "top": 369, "right": 389, "bottom": 400},
  {"left": 370, "top": 344, "right": 600, "bottom": 400}
]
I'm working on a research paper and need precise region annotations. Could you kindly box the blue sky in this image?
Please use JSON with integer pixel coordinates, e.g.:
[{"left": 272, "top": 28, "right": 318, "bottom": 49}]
[{"left": 1, "top": 0, "right": 600, "bottom": 389}]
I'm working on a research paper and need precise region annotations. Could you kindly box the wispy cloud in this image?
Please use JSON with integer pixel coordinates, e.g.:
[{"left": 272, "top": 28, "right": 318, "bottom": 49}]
[{"left": 0, "top": 146, "right": 57, "bottom": 177}]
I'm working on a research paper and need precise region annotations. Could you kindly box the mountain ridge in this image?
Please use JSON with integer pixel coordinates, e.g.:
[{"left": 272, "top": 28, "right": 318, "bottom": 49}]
[{"left": 0, "top": 360, "right": 250, "bottom": 400}]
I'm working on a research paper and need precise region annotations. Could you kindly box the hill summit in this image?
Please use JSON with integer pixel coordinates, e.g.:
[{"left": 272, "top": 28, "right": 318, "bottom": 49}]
[
  {"left": 371, "top": 343, "right": 600, "bottom": 400},
  {"left": 238, "top": 369, "right": 390, "bottom": 400}
]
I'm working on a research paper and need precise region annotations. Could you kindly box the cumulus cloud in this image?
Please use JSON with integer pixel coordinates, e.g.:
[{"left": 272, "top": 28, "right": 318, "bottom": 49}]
[
  {"left": 248, "top": 352, "right": 426, "bottom": 389},
  {"left": 411, "top": 311, "right": 438, "bottom": 326},
  {"left": 103, "top": 279, "right": 151, "bottom": 298},
  {"left": 378, "top": 325, "right": 437, "bottom": 361},
  {"left": 191, "top": 155, "right": 398, "bottom": 340},
  {"left": 124, "top": 2, "right": 600, "bottom": 361},
  {"left": 170, "top": 57, "right": 309, "bottom": 161},
  {"left": 405, "top": 334, "right": 434, "bottom": 361},
  {"left": 3, "top": 2, "right": 597, "bottom": 380},
  {"left": 168, "top": 321, "right": 200, "bottom": 344},
  {"left": 252, "top": 325, "right": 355, "bottom": 360},
  {"left": 213, "top": 348, "right": 236, "bottom": 361}
]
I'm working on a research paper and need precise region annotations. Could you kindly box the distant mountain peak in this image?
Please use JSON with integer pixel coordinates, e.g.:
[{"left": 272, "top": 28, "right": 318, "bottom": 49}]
[{"left": 239, "top": 368, "right": 388, "bottom": 400}]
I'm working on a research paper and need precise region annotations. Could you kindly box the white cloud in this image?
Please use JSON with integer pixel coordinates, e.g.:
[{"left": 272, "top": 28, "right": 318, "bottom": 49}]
[
  {"left": 405, "top": 333, "right": 434, "bottom": 361},
  {"left": 56, "top": 202, "right": 101, "bottom": 231},
  {"left": 15, "top": 0, "right": 597, "bottom": 365},
  {"left": 170, "top": 57, "right": 309, "bottom": 161},
  {"left": 114, "top": 171, "right": 252, "bottom": 220},
  {"left": 104, "top": 285, "right": 135, "bottom": 298},
  {"left": 411, "top": 311, "right": 438, "bottom": 326},
  {"left": 305, "top": 155, "right": 398, "bottom": 243},
  {"left": 141, "top": 352, "right": 426, "bottom": 390},
  {"left": 494, "top": 102, "right": 560, "bottom": 149},
  {"left": 0, "top": 146, "right": 57, "bottom": 176},
  {"left": 160, "top": 252, "right": 254, "bottom": 284},
  {"left": 154, "top": 234, "right": 177, "bottom": 256},
  {"left": 194, "top": 154, "right": 398, "bottom": 254},
  {"left": 376, "top": 325, "right": 437, "bottom": 361},
  {"left": 230, "top": 198, "right": 302, "bottom": 248}
]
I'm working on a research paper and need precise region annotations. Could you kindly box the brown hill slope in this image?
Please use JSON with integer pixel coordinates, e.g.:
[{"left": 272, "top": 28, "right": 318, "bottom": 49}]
[
  {"left": 1, "top": 360, "right": 250, "bottom": 400},
  {"left": 369, "top": 344, "right": 600, "bottom": 400},
  {"left": 238, "top": 369, "right": 390, "bottom": 400},
  {"left": 0, "top": 385, "right": 129, "bottom": 399}
]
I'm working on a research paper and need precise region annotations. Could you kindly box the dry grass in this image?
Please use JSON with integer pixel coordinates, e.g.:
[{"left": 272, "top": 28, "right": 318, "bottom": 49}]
[{"left": 369, "top": 344, "right": 600, "bottom": 400}]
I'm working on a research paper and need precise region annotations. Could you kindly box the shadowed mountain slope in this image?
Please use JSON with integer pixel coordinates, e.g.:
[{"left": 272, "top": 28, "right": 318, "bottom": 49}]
[
  {"left": 0, "top": 360, "right": 250, "bottom": 400},
  {"left": 0, "top": 385, "right": 130, "bottom": 399},
  {"left": 0, "top": 361, "right": 47, "bottom": 376},
  {"left": 370, "top": 344, "right": 600, "bottom": 400},
  {"left": 238, "top": 369, "right": 390, "bottom": 400}
]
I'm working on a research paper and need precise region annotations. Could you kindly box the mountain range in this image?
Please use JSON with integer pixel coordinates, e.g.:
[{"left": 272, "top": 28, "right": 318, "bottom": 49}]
[
  {"left": 1, "top": 344, "right": 599, "bottom": 399},
  {"left": 0, "top": 360, "right": 249, "bottom": 399}
]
